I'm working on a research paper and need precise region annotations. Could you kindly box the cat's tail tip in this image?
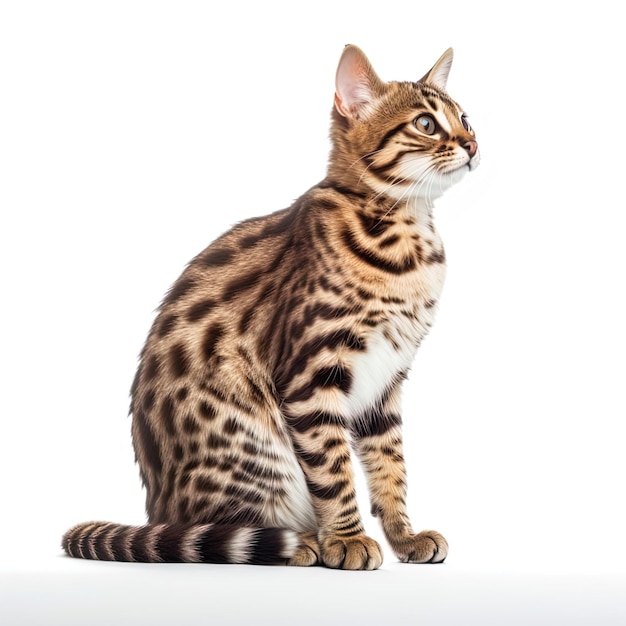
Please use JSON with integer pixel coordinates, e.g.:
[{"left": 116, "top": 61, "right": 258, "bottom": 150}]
[{"left": 62, "top": 521, "right": 300, "bottom": 565}]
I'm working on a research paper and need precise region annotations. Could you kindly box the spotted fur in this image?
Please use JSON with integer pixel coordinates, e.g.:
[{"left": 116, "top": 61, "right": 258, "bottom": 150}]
[{"left": 62, "top": 45, "right": 479, "bottom": 569}]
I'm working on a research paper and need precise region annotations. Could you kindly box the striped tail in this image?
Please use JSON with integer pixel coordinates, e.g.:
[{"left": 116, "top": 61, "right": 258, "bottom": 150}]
[{"left": 62, "top": 522, "right": 300, "bottom": 565}]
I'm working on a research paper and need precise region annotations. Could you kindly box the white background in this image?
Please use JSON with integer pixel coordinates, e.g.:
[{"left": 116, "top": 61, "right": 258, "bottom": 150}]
[{"left": 1, "top": 1, "right": 625, "bottom": 624}]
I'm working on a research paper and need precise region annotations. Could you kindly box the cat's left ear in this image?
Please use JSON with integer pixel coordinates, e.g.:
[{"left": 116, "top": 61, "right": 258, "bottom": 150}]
[
  {"left": 335, "top": 45, "right": 385, "bottom": 121},
  {"left": 420, "top": 48, "right": 454, "bottom": 90}
]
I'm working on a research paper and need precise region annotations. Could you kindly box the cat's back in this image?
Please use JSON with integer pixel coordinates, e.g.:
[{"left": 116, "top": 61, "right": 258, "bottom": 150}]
[
  {"left": 129, "top": 189, "right": 325, "bottom": 409},
  {"left": 140, "top": 182, "right": 375, "bottom": 352},
  {"left": 134, "top": 179, "right": 448, "bottom": 380},
  {"left": 155, "top": 202, "right": 305, "bottom": 325}
]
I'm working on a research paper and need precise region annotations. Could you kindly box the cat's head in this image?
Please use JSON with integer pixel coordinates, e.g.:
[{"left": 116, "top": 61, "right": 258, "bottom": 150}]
[{"left": 330, "top": 45, "right": 479, "bottom": 203}]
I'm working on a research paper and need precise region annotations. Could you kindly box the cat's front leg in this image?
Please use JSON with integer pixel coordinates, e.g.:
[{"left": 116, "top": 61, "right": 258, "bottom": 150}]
[
  {"left": 285, "top": 410, "right": 384, "bottom": 570},
  {"left": 351, "top": 388, "right": 448, "bottom": 564}
]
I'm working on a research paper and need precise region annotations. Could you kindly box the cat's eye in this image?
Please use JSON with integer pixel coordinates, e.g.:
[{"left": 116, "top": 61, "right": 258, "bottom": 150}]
[
  {"left": 461, "top": 114, "right": 472, "bottom": 133},
  {"left": 414, "top": 115, "right": 436, "bottom": 136}
]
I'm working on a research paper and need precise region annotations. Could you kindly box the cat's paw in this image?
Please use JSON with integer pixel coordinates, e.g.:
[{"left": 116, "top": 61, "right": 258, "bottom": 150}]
[
  {"left": 396, "top": 530, "right": 448, "bottom": 564},
  {"left": 287, "top": 531, "right": 320, "bottom": 567},
  {"left": 320, "top": 534, "right": 383, "bottom": 570}
]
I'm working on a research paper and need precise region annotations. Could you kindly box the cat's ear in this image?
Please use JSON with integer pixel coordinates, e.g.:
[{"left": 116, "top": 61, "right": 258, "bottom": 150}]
[
  {"left": 420, "top": 48, "right": 454, "bottom": 90},
  {"left": 335, "top": 45, "right": 385, "bottom": 121}
]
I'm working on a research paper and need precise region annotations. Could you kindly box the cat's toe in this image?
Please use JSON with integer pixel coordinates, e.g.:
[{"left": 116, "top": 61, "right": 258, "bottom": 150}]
[
  {"left": 321, "top": 534, "right": 383, "bottom": 570},
  {"left": 398, "top": 530, "right": 448, "bottom": 563},
  {"left": 287, "top": 531, "right": 320, "bottom": 567}
]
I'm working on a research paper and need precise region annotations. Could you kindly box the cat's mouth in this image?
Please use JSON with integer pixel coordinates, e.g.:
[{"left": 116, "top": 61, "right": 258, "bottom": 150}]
[
  {"left": 440, "top": 147, "right": 480, "bottom": 177},
  {"left": 467, "top": 151, "right": 480, "bottom": 171},
  {"left": 447, "top": 151, "right": 479, "bottom": 176}
]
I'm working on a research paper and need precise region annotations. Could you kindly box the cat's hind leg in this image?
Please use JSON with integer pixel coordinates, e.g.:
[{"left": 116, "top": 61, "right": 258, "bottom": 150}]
[{"left": 287, "top": 530, "right": 321, "bottom": 567}]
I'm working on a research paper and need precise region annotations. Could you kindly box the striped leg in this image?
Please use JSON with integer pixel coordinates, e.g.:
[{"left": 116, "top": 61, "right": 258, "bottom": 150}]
[
  {"left": 286, "top": 410, "right": 383, "bottom": 570},
  {"left": 351, "top": 388, "right": 448, "bottom": 564}
]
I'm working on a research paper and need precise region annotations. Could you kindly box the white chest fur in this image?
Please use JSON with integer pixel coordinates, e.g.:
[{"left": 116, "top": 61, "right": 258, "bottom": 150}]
[
  {"left": 344, "top": 273, "right": 445, "bottom": 419},
  {"left": 345, "top": 322, "right": 419, "bottom": 417}
]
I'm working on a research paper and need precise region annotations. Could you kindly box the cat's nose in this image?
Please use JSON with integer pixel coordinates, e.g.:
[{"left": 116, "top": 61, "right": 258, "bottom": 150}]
[{"left": 463, "top": 140, "right": 478, "bottom": 157}]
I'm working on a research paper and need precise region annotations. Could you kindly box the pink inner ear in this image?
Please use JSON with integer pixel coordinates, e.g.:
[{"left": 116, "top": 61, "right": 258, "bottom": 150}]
[
  {"left": 335, "top": 49, "right": 375, "bottom": 119},
  {"left": 334, "top": 93, "right": 349, "bottom": 118},
  {"left": 335, "top": 81, "right": 370, "bottom": 117}
]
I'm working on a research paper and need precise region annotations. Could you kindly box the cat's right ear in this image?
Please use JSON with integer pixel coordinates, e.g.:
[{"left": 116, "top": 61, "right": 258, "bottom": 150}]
[
  {"left": 335, "top": 45, "right": 384, "bottom": 121},
  {"left": 419, "top": 48, "right": 454, "bottom": 90}
]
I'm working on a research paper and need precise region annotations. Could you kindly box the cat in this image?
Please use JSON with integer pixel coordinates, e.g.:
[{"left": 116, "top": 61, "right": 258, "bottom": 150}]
[{"left": 62, "top": 44, "right": 479, "bottom": 570}]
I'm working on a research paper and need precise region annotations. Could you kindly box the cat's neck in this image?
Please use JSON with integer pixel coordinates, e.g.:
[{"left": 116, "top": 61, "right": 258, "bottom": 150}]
[
  {"left": 319, "top": 175, "right": 436, "bottom": 227},
  {"left": 405, "top": 196, "right": 436, "bottom": 225}
]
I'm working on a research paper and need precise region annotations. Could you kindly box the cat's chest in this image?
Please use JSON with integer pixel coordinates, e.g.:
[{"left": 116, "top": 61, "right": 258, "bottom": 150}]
[{"left": 343, "top": 264, "right": 446, "bottom": 418}]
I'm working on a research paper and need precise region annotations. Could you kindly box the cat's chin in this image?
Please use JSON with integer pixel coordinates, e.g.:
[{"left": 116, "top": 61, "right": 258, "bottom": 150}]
[
  {"left": 439, "top": 151, "right": 480, "bottom": 185},
  {"left": 413, "top": 166, "right": 470, "bottom": 202},
  {"left": 443, "top": 163, "right": 471, "bottom": 187}
]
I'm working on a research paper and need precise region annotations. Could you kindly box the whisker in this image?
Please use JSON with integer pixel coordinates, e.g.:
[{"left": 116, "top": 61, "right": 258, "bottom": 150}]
[
  {"left": 373, "top": 159, "right": 439, "bottom": 221},
  {"left": 349, "top": 149, "right": 386, "bottom": 185},
  {"left": 357, "top": 148, "right": 444, "bottom": 218}
]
